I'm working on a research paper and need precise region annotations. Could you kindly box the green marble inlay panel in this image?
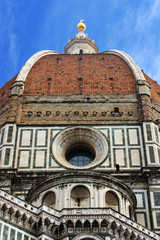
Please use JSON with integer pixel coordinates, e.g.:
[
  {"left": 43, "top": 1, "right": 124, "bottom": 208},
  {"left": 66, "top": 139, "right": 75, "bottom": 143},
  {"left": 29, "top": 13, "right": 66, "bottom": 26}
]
[
  {"left": 17, "top": 150, "right": 31, "bottom": 169},
  {"left": 154, "top": 192, "right": 160, "bottom": 206},
  {"left": 135, "top": 192, "right": 146, "bottom": 209},
  {"left": 155, "top": 126, "right": 159, "bottom": 143},
  {"left": 17, "top": 232, "right": 22, "bottom": 240},
  {"left": 135, "top": 212, "right": 148, "bottom": 227},
  {"left": 7, "top": 126, "right": 13, "bottom": 143},
  {"left": 0, "top": 223, "right": 1, "bottom": 235},
  {"left": 4, "top": 148, "right": 10, "bottom": 165},
  {"left": 113, "top": 148, "right": 126, "bottom": 167},
  {"left": 127, "top": 128, "right": 140, "bottom": 146},
  {"left": 96, "top": 128, "right": 111, "bottom": 169},
  {"left": 10, "top": 229, "right": 15, "bottom": 240},
  {"left": 112, "top": 128, "right": 125, "bottom": 146},
  {"left": 3, "top": 225, "right": 9, "bottom": 240},
  {"left": 49, "top": 154, "right": 61, "bottom": 168},
  {"left": 33, "top": 149, "right": 47, "bottom": 168},
  {"left": 149, "top": 146, "right": 155, "bottom": 163},
  {"left": 129, "top": 148, "right": 142, "bottom": 167},
  {"left": 0, "top": 150, "right": 2, "bottom": 162},
  {"left": 35, "top": 129, "right": 48, "bottom": 147},
  {"left": 1, "top": 128, "right": 5, "bottom": 145},
  {"left": 146, "top": 124, "right": 152, "bottom": 141},
  {"left": 19, "top": 129, "right": 33, "bottom": 147},
  {"left": 156, "top": 212, "right": 160, "bottom": 227}
]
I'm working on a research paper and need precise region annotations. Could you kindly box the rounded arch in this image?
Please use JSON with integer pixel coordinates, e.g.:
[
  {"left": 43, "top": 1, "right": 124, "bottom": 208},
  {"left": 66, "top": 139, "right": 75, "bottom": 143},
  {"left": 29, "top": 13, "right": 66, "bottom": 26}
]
[
  {"left": 73, "top": 234, "right": 103, "bottom": 240},
  {"left": 105, "top": 190, "right": 119, "bottom": 211},
  {"left": 102, "top": 50, "right": 151, "bottom": 96},
  {"left": 71, "top": 185, "right": 90, "bottom": 208},
  {"left": 42, "top": 191, "right": 56, "bottom": 208},
  {"left": 16, "top": 50, "right": 61, "bottom": 83},
  {"left": 101, "top": 50, "right": 145, "bottom": 81},
  {"left": 27, "top": 171, "right": 137, "bottom": 211},
  {"left": 52, "top": 126, "right": 108, "bottom": 170}
]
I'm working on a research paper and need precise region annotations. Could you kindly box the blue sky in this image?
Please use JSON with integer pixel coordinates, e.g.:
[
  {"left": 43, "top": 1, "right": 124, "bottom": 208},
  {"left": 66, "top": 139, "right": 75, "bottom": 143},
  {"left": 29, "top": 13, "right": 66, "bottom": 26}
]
[{"left": 0, "top": 0, "right": 160, "bottom": 88}]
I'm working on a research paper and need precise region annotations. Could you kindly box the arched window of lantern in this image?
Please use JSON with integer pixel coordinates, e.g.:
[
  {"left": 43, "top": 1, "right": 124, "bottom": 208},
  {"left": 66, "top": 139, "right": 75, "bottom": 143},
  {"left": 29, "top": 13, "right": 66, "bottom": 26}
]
[{"left": 105, "top": 191, "right": 119, "bottom": 211}]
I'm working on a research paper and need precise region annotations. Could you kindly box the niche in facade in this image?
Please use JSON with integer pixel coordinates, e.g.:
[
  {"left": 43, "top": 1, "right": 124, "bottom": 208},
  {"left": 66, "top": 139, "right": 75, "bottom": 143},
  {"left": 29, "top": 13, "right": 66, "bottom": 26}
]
[
  {"left": 105, "top": 191, "right": 119, "bottom": 211},
  {"left": 71, "top": 186, "right": 90, "bottom": 208},
  {"left": 43, "top": 191, "right": 56, "bottom": 208}
]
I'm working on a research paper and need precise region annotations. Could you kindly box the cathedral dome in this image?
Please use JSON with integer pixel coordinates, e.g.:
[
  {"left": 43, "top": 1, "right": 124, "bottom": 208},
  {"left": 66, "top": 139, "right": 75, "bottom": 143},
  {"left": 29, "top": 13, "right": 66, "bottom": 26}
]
[
  {"left": 22, "top": 52, "right": 137, "bottom": 96},
  {"left": 0, "top": 22, "right": 160, "bottom": 240}
]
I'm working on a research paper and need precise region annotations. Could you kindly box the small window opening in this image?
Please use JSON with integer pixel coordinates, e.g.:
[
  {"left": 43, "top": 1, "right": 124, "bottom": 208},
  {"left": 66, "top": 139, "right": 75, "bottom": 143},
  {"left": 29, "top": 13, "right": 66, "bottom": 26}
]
[
  {"left": 114, "top": 107, "right": 119, "bottom": 113},
  {"left": 77, "top": 77, "right": 83, "bottom": 81},
  {"left": 66, "top": 148, "right": 95, "bottom": 166},
  {"left": 116, "top": 164, "right": 120, "bottom": 171},
  {"left": 66, "top": 144, "right": 95, "bottom": 167},
  {"left": 47, "top": 77, "right": 52, "bottom": 81},
  {"left": 79, "top": 49, "right": 83, "bottom": 54},
  {"left": 109, "top": 77, "right": 114, "bottom": 81}
]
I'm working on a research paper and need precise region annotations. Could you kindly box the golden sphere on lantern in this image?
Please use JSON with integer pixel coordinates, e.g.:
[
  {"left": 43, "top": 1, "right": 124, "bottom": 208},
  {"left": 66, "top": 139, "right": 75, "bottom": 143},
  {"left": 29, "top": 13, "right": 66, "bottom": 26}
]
[{"left": 77, "top": 20, "right": 86, "bottom": 31}]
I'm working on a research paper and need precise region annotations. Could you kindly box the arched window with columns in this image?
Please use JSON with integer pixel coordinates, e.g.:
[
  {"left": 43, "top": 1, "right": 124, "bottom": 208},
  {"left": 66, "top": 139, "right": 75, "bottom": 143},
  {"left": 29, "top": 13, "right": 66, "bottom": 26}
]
[{"left": 105, "top": 191, "right": 119, "bottom": 211}]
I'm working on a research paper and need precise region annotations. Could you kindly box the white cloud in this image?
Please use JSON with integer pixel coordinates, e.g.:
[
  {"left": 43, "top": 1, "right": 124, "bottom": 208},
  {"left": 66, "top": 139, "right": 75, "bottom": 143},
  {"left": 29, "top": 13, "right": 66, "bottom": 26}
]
[
  {"left": 0, "top": 1, "right": 21, "bottom": 87},
  {"left": 6, "top": 1, "right": 19, "bottom": 72},
  {"left": 0, "top": 0, "right": 160, "bottom": 87},
  {"left": 152, "top": 54, "right": 160, "bottom": 83},
  {"left": 134, "top": 0, "right": 160, "bottom": 31}
]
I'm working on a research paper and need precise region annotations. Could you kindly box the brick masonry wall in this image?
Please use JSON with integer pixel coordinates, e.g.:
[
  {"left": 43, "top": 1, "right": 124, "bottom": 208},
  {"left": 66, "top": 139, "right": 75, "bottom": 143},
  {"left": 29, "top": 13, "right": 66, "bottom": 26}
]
[
  {"left": 24, "top": 54, "right": 137, "bottom": 95},
  {"left": 20, "top": 94, "right": 140, "bottom": 125},
  {"left": 1, "top": 54, "right": 160, "bottom": 127},
  {"left": 0, "top": 75, "right": 17, "bottom": 108},
  {"left": 144, "top": 72, "right": 160, "bottom": 104}
]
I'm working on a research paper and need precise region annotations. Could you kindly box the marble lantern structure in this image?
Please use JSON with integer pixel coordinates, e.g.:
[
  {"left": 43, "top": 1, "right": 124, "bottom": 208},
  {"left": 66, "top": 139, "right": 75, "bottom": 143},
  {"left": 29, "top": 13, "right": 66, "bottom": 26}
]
[{"left": 0, "top": 21, "right": 160, "bottom": 240}]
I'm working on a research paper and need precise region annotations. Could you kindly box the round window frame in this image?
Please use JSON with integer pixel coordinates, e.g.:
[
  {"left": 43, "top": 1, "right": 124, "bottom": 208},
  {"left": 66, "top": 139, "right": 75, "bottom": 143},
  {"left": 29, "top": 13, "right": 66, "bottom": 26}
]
[
  {"left": 52, "top": 127, "right": 108, "bottom": 169},
  {"left": 66, "top": 143, "right": 96, "bottom": 167}
]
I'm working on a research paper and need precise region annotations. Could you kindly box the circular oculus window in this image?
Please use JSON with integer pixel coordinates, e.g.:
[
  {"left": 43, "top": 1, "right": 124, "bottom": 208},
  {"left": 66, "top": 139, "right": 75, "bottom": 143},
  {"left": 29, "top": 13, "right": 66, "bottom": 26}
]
[{"left": 52, "top": 127, "right": 108, "bottom": 169}]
